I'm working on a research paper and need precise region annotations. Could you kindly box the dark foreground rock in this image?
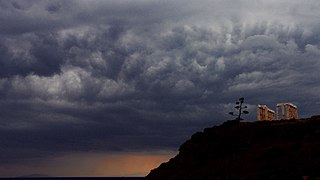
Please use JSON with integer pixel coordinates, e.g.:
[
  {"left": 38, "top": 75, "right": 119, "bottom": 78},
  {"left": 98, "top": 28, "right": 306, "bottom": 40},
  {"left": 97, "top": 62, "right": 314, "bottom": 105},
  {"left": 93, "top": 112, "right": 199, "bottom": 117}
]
[{"left": 146, "top": 116, "right": 320, "bottom": 180}]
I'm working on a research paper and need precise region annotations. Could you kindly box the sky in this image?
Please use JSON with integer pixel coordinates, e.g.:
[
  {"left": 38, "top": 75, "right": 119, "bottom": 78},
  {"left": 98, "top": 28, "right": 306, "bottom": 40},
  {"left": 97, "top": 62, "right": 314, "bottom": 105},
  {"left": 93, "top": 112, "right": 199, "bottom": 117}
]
[{"left": 1, "top": 0, "right": 320, "bottom": 177}]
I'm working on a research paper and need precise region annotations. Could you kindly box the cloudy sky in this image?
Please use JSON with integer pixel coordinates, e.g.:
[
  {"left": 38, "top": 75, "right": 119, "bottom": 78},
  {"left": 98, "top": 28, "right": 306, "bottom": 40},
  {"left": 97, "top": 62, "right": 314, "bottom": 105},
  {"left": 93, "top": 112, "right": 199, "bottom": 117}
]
[{"left": 1, "top": 0, "right": 320, "bottom": 177}]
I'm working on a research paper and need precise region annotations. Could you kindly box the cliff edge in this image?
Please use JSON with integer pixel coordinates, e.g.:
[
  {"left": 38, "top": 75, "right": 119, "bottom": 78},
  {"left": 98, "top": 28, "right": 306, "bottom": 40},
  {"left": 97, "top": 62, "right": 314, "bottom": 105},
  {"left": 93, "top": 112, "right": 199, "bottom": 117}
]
[{"left": 146, "top": 116, "right": 320, "bottom": 179}]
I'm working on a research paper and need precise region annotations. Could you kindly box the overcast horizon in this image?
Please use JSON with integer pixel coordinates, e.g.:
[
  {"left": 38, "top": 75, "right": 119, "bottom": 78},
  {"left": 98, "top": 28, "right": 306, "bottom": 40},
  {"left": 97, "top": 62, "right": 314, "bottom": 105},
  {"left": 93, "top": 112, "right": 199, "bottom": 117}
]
[{"left": 1, "top": 0, "right": 320, "bottom": 177}]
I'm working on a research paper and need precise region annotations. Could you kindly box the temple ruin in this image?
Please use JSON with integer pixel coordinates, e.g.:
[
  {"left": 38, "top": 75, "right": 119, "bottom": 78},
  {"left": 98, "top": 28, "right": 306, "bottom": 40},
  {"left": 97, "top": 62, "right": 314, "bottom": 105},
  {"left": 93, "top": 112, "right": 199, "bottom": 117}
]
[
  {"left": 276, "top": 103, "right": 298, "bottom": 120},
  {"left": 257, "top": 103, "right": 298, "bottom": 121},
  {"left": 257, "top": 105, "right": 275, "bottom": 121}
]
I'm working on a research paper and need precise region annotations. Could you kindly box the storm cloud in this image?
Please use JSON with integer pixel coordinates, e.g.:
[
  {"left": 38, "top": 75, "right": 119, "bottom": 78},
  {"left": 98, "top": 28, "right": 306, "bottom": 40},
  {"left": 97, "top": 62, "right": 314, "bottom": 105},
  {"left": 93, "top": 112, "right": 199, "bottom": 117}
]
[{"left": 1, "top": 0, "right": 320, "bottom": 176}]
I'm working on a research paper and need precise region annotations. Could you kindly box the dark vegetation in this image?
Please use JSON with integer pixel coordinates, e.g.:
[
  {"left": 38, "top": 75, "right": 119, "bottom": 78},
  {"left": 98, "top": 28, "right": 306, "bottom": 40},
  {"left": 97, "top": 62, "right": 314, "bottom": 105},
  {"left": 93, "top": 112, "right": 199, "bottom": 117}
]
[{"left": 145, "top": 115, "right": 320, "bottom": 180}]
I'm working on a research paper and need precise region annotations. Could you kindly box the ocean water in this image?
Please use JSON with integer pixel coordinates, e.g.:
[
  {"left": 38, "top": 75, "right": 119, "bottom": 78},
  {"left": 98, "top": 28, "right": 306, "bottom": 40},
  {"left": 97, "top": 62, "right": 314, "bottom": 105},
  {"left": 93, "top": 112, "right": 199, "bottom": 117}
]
[{"left": 0, "top": 178, "right": 142, "bottom": 180}]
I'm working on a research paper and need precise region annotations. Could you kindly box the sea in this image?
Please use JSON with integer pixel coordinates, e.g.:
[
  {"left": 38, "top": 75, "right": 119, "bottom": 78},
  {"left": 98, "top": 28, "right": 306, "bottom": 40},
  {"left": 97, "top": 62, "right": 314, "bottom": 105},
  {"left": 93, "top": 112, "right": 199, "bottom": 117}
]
[{"left": 0, "top": 178, "right": 142, "bottom": 180}]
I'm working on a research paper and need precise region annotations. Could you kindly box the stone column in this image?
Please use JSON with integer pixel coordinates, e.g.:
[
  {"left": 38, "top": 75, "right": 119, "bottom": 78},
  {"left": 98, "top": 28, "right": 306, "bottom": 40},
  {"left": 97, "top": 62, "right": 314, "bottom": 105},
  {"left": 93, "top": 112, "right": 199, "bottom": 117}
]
[{"left": 282, "top": 104, "right": 285, "bottom": 120}]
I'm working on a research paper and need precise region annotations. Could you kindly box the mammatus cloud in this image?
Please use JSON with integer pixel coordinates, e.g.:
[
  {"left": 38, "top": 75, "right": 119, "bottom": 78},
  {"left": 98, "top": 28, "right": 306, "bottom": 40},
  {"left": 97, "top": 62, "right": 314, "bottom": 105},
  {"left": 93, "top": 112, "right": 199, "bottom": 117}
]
[{"left": 1, "top": 0, "right": 320, "bottom": 176}]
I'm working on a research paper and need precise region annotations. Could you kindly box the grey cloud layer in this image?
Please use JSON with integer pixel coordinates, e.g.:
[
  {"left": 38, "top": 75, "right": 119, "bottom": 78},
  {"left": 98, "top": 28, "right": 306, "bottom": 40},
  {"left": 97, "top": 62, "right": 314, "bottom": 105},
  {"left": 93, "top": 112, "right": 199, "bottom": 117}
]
[{"left": 1, "top": 0, "right": 320, "bottom": 165}]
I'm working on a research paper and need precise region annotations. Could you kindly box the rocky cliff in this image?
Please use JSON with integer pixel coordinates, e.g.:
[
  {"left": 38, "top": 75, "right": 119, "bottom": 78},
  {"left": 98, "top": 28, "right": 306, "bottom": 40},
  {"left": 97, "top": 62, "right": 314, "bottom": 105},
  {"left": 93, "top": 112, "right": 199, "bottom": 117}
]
[{"left": 146, "top": 116, "right": 320, "bottom": 180}]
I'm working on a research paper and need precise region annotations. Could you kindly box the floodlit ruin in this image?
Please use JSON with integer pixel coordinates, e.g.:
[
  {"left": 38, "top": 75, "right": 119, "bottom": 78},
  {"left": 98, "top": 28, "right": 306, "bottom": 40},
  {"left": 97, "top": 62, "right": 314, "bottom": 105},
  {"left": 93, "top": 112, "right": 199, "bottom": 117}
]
[
  {"left": 257, "top": 105, "right": 275, "bottom": 121},
  {"left": 257, "top": 103, "right": 298, "bottom": 121},
  {"left": 276, "top": 103, "right": 298, "bottom": 120}
]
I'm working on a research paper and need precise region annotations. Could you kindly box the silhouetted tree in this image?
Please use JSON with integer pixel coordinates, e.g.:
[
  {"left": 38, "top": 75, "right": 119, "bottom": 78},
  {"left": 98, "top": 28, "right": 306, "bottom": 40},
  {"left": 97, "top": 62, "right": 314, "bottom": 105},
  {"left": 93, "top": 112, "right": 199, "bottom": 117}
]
[{"left": 229, "top": 97, "right": 249, "bottom": 120}]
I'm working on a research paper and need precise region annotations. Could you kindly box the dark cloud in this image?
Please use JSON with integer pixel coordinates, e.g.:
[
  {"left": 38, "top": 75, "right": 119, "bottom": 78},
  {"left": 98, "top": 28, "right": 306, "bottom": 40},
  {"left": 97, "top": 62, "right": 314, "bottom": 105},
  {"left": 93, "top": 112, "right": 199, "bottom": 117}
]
[
  {"left": 0, "top": 32, "right": 64, "bottom": 77},
  {"left": 1, "top": 0, "right": 320, "bottom": 173}
]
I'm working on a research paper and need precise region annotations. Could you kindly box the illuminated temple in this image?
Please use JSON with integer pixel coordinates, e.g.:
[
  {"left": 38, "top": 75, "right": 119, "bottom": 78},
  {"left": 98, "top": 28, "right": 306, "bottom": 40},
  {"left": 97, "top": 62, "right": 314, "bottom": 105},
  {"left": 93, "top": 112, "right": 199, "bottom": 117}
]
[
  {"left": 257, "top": 105, "right": 275, "bottom": 121},
  {"left": 257, "top": 103, "right": 298, "bottom": 121}
]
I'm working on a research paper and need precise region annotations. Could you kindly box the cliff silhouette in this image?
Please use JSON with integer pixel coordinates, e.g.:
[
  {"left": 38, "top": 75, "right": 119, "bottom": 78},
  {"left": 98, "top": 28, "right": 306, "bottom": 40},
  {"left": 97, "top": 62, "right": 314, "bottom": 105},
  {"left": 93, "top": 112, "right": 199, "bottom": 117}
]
[{"left": 146, "top": 115, "right": 320, "bottom": 180}]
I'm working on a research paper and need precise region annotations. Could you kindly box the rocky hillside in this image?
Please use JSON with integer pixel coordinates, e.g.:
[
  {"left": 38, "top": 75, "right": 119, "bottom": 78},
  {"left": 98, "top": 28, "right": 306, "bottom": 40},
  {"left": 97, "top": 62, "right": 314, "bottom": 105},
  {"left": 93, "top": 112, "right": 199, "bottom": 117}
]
[{"left": 146, "top": 116, "right": 320, "bottom": 180}]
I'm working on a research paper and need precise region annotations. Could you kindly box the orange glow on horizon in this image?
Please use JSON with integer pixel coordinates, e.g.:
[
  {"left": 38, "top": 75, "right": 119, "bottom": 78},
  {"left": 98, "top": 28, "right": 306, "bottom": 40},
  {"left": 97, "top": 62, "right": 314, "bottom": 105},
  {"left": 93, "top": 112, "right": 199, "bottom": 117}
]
[
  {"left": 0, "top": 152, "right": 177, "bottom": 177},
  {"left": 94, "top": 154, "right": 175, "bottom": 177}
]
